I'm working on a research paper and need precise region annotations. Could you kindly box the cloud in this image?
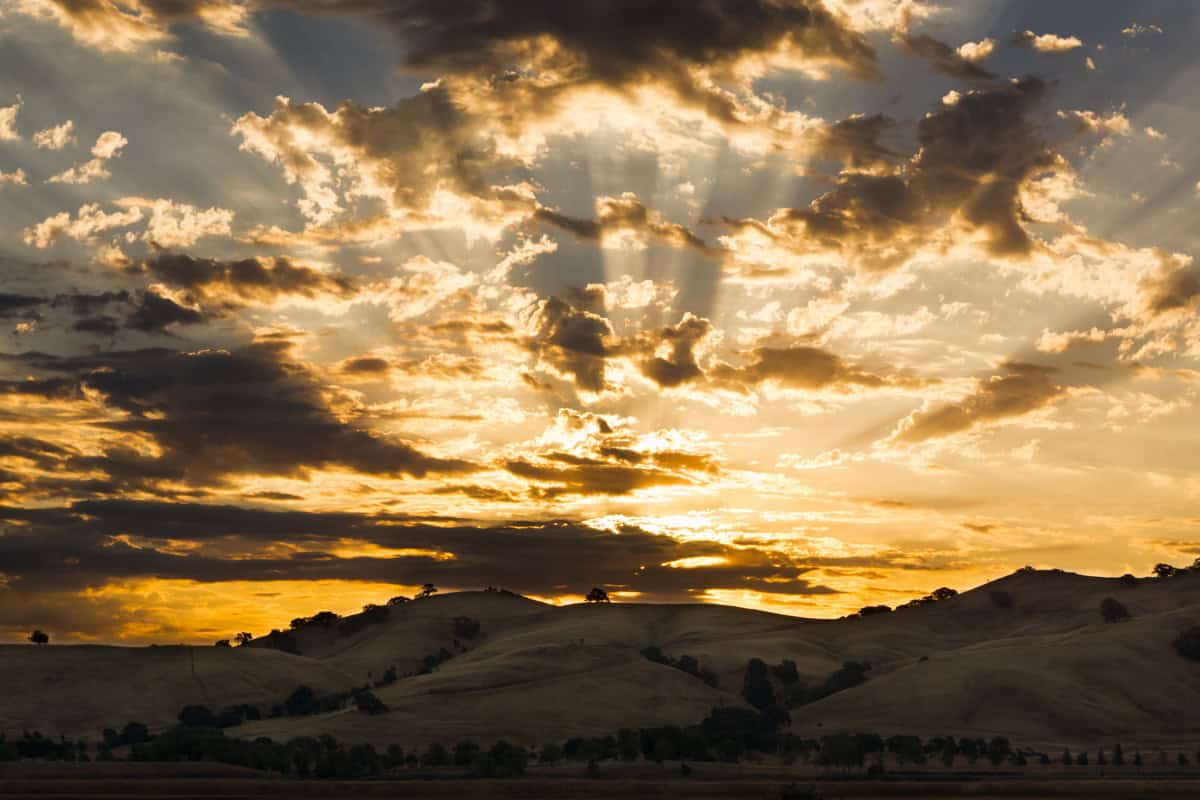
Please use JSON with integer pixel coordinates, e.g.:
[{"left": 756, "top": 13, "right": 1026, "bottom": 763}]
[
  {"left": 23, "top": 203, "right": 144, "bottom": 248},
  {"left": 133, "top": 198, "right": 234, "bottom": 249},
  {"left": 124, "top": 289, "right": 209, "bottom": 333},
  {"left": 1018, "top": 30, "right": 1084, "bottom": 53},
  {"left": 128, "top": 252, "right": 355, "bottom": 307},
  {"left": 0, "top": 169, "right": 27, "bottom": 187},
  {"left": 894, "top": 362, "right": 1067, "bottom": 442},
  {"left": 535, "top": 193, "right": 716, "bottom": 255},
  {"left": 720, "top": 78, "right": 1055, "bottom": 276},
  {"left": 711, "top": 344, "right": 897, "bottom": 392},
  {"left": 24, "top": 197, "right": 232, "bottom": 249},
  {"left": 232, "top": 87, "right": 534, "bottom": 239},
  {"left": 48, "top": 130, "right": 128, "bottom": 184},
  {"left": 0, "top": 499, "right": 838, "bottom": 628},
  {"left": 15, "top": 0, "right": 250, "bottom": 54},
  {"left": 6, "top": 339, "right": 475, "bottom": 486},
  {"left": 1121, "top": 24, "right": 1163, "bottom": 38},
  {"left": 637, "top": 314, "right": 712, "bottom": 388},
  {"left": 307, "top": 0, "right": 880, "bottom": 122},
  {"left": 894, "top": 29, "right": 997, "bottom": 81},
  {"left": 33, "top": 119, "right": 75, "bottom": 149},
  {"left": 527, "top": 296, "right": 616, "bottom": 393},
  {"left": 0, "top": 95, "right": 21, "bottom": 141}
]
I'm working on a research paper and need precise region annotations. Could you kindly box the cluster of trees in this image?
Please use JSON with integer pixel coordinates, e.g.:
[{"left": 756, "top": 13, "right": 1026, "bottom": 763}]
[
  {"left": 0, "top": 732, "right": 91, "bottom": 762},
  {"left": 1153, "top": 559, "right": 1200, "bottom": 579},
  {"left": 846, "top": 587, "right": 959, "bottom": 619},
  {"left": 107, "top": 725, "right": 529, "bottom": 779},
  {"left": 586, "top": 587, "right": 611, "bottom": 603},
  {"left": 739, "top": 656, "right": 870, "bottom": 711},
  {"left": 172, "top": 682, "right": 390, "bottom": 733},
  {"left": 641, "top": 646, "right": 718, "bottom": 687}
]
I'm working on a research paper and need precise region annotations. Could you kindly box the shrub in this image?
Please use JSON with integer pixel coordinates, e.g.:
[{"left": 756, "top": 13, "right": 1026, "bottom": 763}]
[
  {"left": 858, "top": 605, "right": 891, "bottom": 616},
  {"left": 453, "top": 740, "right": 480, "bottom": 766},
  {"left": 1174, "top": 627, "right": 1200, "bottom": 661},
  {"left": 28, "top": 630, "right": 49, "bottom": 644},
  {"left": 354, "top": 691, "right": 387, "bottom": 715},
  {"left": 1119, "top": 574, "right": 1139, "bottom": 589},
  {"left": 178, "top": 705, "right": 218, "bottom": 728},
  {"left": 1100, "top": 597, "right": 1131, "bottom": 623},
  {"left": 452, "top": 616, "right": 481, "bottom": 640}
]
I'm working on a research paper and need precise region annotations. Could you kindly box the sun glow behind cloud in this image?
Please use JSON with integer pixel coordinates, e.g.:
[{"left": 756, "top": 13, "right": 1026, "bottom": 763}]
[{"left": 0, "top": 0, "right": 1198, "bottom": 643}]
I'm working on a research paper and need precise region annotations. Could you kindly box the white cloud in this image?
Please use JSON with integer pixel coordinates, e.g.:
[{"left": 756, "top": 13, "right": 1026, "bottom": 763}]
[
  {"left": 23, "top": 203, "right": 144, "bottom": 248},
  {"left": 0, "top": 168, "right": 27, "bottom": 187},
  {"left": 1021, "top": 31, "right": 1084, "bottom": 53},
  {"left": 33, "top": 120, "right": 75, "bottom": 150},
  {"left": 956, "top": 38, "right": 996, "bottom": 63},
  {"left": 1121, "top": 24, "right": 1164, "bottom": 38},
  {"left": 48, "top": 131, "right": 128, "bottom": 184},
  {"left": 0, "top": 95, "right": 21, "bottom": 141},
  {"left": 132, "top": 197, "right": 235, "bottom": 248}
]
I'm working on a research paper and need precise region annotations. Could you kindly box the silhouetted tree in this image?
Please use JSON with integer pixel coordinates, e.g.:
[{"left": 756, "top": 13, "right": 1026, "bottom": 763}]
[
  {"left": 416, "top": 583, "right": 438, "bottom": 600},
  {"left": 387, "top": 595, "right": 410, "bottom": 606},
  {"left": 1179, "top": 752, "right": 1190, "bottom": 766},
  {"left": 858, "top": 604, "right": 891, "bottom": 616},
  {"left": 28, "top": 629, "right": 48, "bottom": 644},
  {"left": 1097, "top": 747, "right": 1107, "bottom": 765},
  {"left": 742, "top": 658, "right": 776, "bottom": 712},
  {"left": 586, "top": 587, "right": 610, "bottom": 603},
  {"left": 1100, "top": 597, "right": 1130, "bottom": 623},
  {"left": 539, "top": 742, "right": 562, "bottom": 764},
  {"left": 1076, "top": 751, "right": 1089, "bottom": 766},
  {"left": 987, "top": 737, "right": 1011, "bottom": 766},
  {"left": 772, "top": 659, "right": 800, "bottom": 685},
  {"left": 930, "top": 587, "right": 959, "bottom": 601},
  {"left": 214, "top": 639, "right": 230, "bottom": 647},
  {"left": 234, "top": 632, "right": 253, "bottom": 646},
  {"left": 1113, "top": 742, "right": 1125, "bottom": 766},
  {"left": 1119, "top": 574, "right": 1139, "bottom": 588},
  {"left": 1060, "top": 747, "right": 1072, "bottom": 765},
  {"left": 1154, "top": 563, "right": 1179, "bottom": 579}
]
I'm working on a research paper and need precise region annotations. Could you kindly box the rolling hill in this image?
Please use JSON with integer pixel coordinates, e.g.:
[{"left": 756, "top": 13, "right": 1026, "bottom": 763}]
[{"left": 5, "top": 569, "right": 1200, "bottom": 750}]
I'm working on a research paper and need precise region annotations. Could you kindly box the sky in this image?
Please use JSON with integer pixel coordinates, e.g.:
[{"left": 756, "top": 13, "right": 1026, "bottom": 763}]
[{"left": 1, "top": 0, "right": 1198, "bottom": 644}]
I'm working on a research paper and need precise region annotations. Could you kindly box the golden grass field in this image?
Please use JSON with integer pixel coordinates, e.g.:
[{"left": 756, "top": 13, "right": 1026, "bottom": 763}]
[{"left": 4, "top": 568, "right": 1200, "bottom": 753}]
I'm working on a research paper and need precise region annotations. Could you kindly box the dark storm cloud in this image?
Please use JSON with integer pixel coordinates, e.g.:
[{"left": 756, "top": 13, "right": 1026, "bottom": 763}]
[
  {"left": 0, "top": 499, "right": 839, "bottom": 601},
  {"left": 894, "top": 30, "right": 996, "bottom": 81},
  {"left": 1140, "top": 266, "right": 1200, "bottom": 315},
  {"left": 528, "top": 296, "right": 615, "bottom": 393},
  {"left": 813, "top": 113, "right": 901, "bottom": 170},
  {"left": 281, "top": 0, "right": 879, "bottom": 123},
  {"left": 723, "top": 77, "right": 1054, "bottom": 271},
  {"left": 130, "top": 253, "right": 356, "bottom": 304},
  {"left": 897, "top": 361, "right": 1066, "bottom": 442},
  {"left": 124, "top": 290, "right": 209, "bottom": 333},
  {"left": 711, "top": 345, "right": 896, "bottom": 391},
  {"left": 636, "top": 314, "right": 712, "bottom": 388},
  {"left": 3, "top": 339, "right": 474, "bottom": 486},
  {"left": 0, "top": 293, "right": 44, "bottom": 319},
  {"left": 535, "top": 195, "right": 717, "bottom": 255}
]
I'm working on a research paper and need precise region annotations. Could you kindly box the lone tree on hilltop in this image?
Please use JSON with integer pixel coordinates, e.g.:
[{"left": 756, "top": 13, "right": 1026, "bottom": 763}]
[
  {"left": 416, "top": 583, "right": 438, "bottom": 600},
  {"left": 586, "top": 587, "right": 611, "bottom": 603},
  {"left": 234, "top": 631, "right": 254, "bottom": 646},
  {"left": 29, "top": 629, "right": 49, "bottom": 644}
]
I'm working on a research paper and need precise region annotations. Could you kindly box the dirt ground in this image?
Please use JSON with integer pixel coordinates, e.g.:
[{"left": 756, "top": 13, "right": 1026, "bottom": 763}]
[{"left": 5, "top": 762, "right": 1200, "bottom": 799}]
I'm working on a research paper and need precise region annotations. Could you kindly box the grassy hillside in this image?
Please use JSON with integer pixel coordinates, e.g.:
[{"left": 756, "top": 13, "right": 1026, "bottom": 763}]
[{"left": 8, "top": 569, "right": 1200, "bottom": 748}]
